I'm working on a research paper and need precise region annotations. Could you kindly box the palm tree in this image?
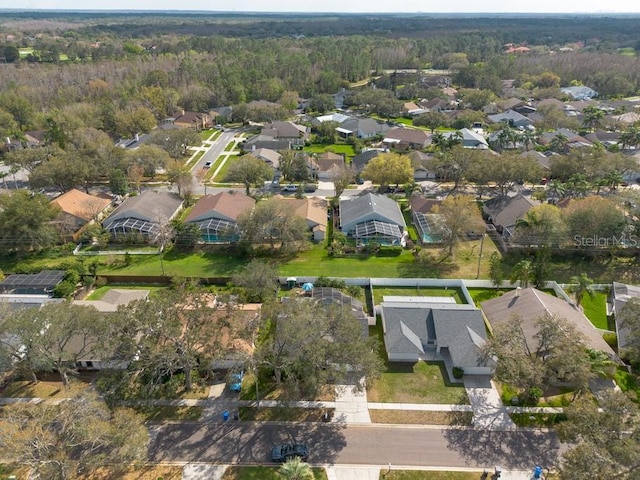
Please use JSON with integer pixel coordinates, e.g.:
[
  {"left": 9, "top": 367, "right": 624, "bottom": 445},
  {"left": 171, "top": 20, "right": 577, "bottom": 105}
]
[
  {"left": 619, "top": 126, "right": 640, "bottom": 150},
  {"left": 582, "top": 106, "right": 605, "bottom": 131},
  {"left": 278, "top": 457, "right": 313, "bottom": 480},
  {"left": 568, "top": 273, "right": 595, "bottom": 307},
  {"left": 510, "top": 259, "right": 533, "bottom": 288},
  {"left": 519, "top": 129, "right": 538, "bottom": 151},
  {"left": 549, "top": 132, "right": 570, "bottom": 154}
]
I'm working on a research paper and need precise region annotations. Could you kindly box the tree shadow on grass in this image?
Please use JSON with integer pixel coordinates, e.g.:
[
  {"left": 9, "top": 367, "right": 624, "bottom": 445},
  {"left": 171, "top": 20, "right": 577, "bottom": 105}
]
[{"left": 396, "top": 254, "right": 459, "bottom": 278}]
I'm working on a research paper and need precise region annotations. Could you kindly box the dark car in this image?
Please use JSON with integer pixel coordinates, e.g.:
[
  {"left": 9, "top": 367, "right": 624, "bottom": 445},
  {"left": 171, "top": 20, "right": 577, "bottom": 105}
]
[
  {"left": 203, "top": 161, "right": 212, "bottom": 168},
  {"left": 271, "top": 443, "right": 308, "bottom": 462}
]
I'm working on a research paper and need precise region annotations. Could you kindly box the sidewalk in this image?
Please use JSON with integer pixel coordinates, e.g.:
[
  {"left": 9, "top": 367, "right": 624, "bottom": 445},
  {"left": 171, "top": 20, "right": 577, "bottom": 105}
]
[{"left": 463, "top": 376, "right": 517, "bottom": 431}]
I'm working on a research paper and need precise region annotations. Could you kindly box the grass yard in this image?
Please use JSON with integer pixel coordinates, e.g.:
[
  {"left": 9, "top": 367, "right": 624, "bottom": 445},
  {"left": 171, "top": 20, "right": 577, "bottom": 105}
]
[
  {"left": 98, "top": 248, "right": 245, "bottom": 277},
  {"left": 214, "top": 154, "right": 240, "bottom": 182},
  {"left": 580, "top": 290, "right": 611, "bottom": 330},
  {"left": 369, "top": 410, "right": 473, "bottom": 426},
  {"left": 368, "top": 316, "right": 467, "bottom": 404},
  {"left": 1, "top": 374, "right": 93, "bottom": 399},
  {"left": 372, "top": 287, "right": 464, "bottom": 305},
  {"left": 77, "top": 465, "right": 183, "bottom": 479},
  {"left": 304, "top": 144, "right": 357, "bottom": 157},
  {"left": 223, "top": 466, "right": 328, "bottom": 480},
  {"left": 131, "top": 405, "right": 202, "bottom": 422},
  {"left": 367, "top": 361, "right": 468, "bottom": 404},
  {"left": 200, "top": 129, "right": 215, "bottom": 141},
  {"left": 382, "top": 471, "right": 483, "bottom": 480},
  {"left": 238, "top": 406, "right": 333, "bottom": 422},
  {"left": 614, "top": 368, "right": 640, "bottom": 402},
  {"left": 224, "top": 141, "right": 237, "bottom": 152},
  {"left": 466, "top": 288, "right": 509, "bottom": 305}
]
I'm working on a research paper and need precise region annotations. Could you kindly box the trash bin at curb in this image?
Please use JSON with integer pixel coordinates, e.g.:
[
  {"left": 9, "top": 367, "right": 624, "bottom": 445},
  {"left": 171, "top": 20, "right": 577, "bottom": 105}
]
[
  {"left": 233, "top": 411, "right": 239, "bottom": 421},
  {"left": 222, "top": 410, "right": 229, "bottom": 422}
]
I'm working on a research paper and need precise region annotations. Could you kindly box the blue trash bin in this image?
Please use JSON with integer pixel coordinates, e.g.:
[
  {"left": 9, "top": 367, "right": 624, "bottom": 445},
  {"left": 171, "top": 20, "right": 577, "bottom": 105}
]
[
  {"left": 534, "top": 466, "right": 542, "bottom": 478},
  {"left": 222, "top": 410, "right": 230, "bottom": 422}
]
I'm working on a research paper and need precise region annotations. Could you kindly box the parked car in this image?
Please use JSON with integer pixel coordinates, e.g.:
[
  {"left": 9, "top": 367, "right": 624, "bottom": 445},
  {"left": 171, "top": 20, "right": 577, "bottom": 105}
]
[
  {"left": 203, "top": 161, "right": 212, "bottom": 168},
  {"left": 281, "top": 184, "right": 298, "bottom": 192},
  {"left": 229, "top": 371, "right": 244, "bottom": 392},
  {"left": 271, "top": 443, "right": 308, "bottom": 462},
  {"left": 303, "top": 183, "right": 318, "bottom": 193}
]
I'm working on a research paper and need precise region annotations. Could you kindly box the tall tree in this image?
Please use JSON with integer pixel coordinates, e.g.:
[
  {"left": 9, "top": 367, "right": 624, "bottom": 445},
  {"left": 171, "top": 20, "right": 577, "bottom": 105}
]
[
  {"left": 149, "top": 129, "right": 201, "bottom": 159},
  {"left": 616, "top": 298, "right": 640, "bottom": 362},
  {"left": 432, "top": 194, "right": 484, "bottom": 255},
  {"left": 568, "top": 273, "right": 595, "bottom": 307},
  {"left": 255, "top": 300, "right": 382, "bottom": 398},
  {"left": 510, "top": 259, "right": 533, "bottom": 288},
  {"left": 110, "top": 287, "right": 234, "bottom": 394},
  {"left": 236, "top": 197, "right": 310, "bottom": 254},
  {"left": 361, "top": 152, "right": 412, "bottom": 193},
  {"left": 557, "top": 390, "right": 640, "bottom": 480},
  {"left": 225, "top": 155, "right": 274, "bottom": 196},
  {"left": 0, "top": 390, "right": 149, "bottom": 480},
  {"left": 231, "top": 259, "right": 279, "bottom": 303},
  {"left": 0, "top": 303, "right": 108, "bottom": 387},
  {"left": 0, "top": 190, "right": 59, "bottom": 254},
  {"left": 331, "top": 164, "right": 355, "bottom": 199}
]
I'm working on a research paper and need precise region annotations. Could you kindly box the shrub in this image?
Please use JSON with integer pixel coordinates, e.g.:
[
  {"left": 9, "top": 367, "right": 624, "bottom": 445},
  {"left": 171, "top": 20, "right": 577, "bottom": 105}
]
[
  {"left": 53, "top": 280, "right": 77, "bottom": 298},
  {"left": 452, "top": 367, "right": 464, "bottom": 379},
  {"left": 603, "top": 332, "right": 618, "bottom": 349}
]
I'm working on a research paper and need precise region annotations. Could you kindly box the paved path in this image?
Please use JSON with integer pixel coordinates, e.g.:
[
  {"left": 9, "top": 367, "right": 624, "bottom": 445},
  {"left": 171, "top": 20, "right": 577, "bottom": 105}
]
[
  {"left": 333, "top": 384, "right": 371, "bottom": 423},
  {"left": 464, "top": 376, "right": 517, "bottom": 430}
]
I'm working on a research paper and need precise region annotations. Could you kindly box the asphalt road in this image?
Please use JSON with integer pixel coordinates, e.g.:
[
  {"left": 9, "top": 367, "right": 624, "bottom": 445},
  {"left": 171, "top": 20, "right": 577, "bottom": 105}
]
[
  {"left": 149, "top": 422, "right": 566, "bottom": 470},
  {"left": 193, "top": 130, "right": 239, "bottom": 171}
]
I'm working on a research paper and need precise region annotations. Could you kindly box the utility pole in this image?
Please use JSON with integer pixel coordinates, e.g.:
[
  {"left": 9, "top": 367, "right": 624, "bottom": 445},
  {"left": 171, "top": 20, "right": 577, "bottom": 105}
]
[{"left": 476, "top": 233, "right": 485, "bottom": 279}]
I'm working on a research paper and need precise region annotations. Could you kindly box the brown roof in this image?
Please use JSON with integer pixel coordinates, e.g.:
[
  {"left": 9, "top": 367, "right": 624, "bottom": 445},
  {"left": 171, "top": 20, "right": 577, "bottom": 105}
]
[
  {"left": 272, "top": 195, "right": 327, "bottom": 229},
  {"left": 409, "top": 196, "right": 442, "bottom": 214},
  {"left": 51, "top": 189, "right": 112, "bottom": 222},
  {"left": 174, "top": 111, "right": 208, "bottom": 125},
  {"left": 312, "top": 154, "right": 345, "bottom": 173},
  {"left": 185, "top": 192, "right": 255, "bottom": 223},
  {"left": 481, "top": 287, "right": 615, "bottom": 356},
  {"left": 384, "top": 127, "right": 431, "bottom": 146}
]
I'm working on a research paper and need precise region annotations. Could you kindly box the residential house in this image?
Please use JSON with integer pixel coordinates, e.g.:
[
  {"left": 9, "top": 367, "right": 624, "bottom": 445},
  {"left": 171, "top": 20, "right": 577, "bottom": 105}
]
[
  {"left": 272, "top": 195, "right": 328, "bottom": 241},
  {"left": 333, "top": 88, "right": 352, "bottom": 109},
  {"left": 351, "top": 149, "right": 382, "bottom": 174},
  {"left": 409, "top": 196, "right": 448, "bottom": 244},
  {"left": 381, "top": 296, "right": 492, "bottom": 376},
  {"left": 408, "top": 151, "right": 437, "bottom": 181},
  {"left": 242, "top": 121, "right": 309, "bottom": 152},
  {"left": 487, "top": 110, "right": 534, "bottom": 129},
  {"left": 481, "top": 287, "right": 616, "bottom": 358},
  {"left": 102, "top": 190, "right": 183, "bottom": 243},
  {"left": 448, "top": 128, "right": 489, "bottom": 149},
  {"left": 311, "top": 152, "right": 345, "bottom": 180},
  {"left": 561, "top": 86, "right": 598, "bottom": 100},
  {"left": 263, "top": 121, "right": 309, "bottom": 142},
  {"left": 312, "top": 112, "right": 351, "bottom": 125},
  {"left": 420, "top": 97, "right": 453, "bottom": 113},
  {"left": 404, "top": 101, "right": 426, "bottom": 116},
  {"left": 0, "top": 270, "right": 66, "bottom": 296},
  {"left": 538, "top": 128, "right": 593, "bottom": 150},
  {"left": 247, "top": 148, "right": 282, "bottom": 170},
  {"left": 173, "top": 110, "right": 211, "bottom": 130},
  {"left": 51, "top": 189, "right": 112, "bottom": 240},
  {"left": 610, "top": 112, "right": 640, "bottom": 125},
  {"left": 184, "top": 191, "right": 256, "bottom": 243},
  {"left": 483, "top": 193, "right": 539, "bottom": 239},
  {"left": 584, "top": 131, "right": 622, "bottom": 150},
  {"left": 336, "top": 117, "right": 388, "bottom": 139},
  {"left": 383, "top": 127, "right": 431, "bottom": 150},
  {"left": 339, "top": 193, "right": 406, "bottom": 245},
  {"left": 608, "top": 282, "right": 640, "bottom": 357}
]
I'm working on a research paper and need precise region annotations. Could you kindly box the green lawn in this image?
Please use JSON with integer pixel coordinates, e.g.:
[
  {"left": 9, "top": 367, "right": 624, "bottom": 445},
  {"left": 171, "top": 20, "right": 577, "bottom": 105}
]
[
  {"left": 223, "top": 466, "right": 327, "bottom": 480},
  {"left": 224, "top": 141, "right": 237, "bottom": 152},
  {"left": 372, "top": 287, "right": 464, "bottom": 305},
  {"left": 131, "top": 405, "right": 202, "bottom": 422},
  {"left": 580, "top": 291, "right": 611, "bottom": 330},
  {"left": 199, "top": 129, "right": 215, "bottom": 141},
  {"left": 304, "top": 143, "right": 356, "bottom": 155},
  {"left": 368, "top": 319, "right": 467, "bottom": 404},
  {"left": 214, "top": 154, "right": 239, "bottom": 182},
  {"left": 466, "top": 288, "right": 509, "bottom": 305},
  {"left": 98, "top": 248, "right": 245, "bottom": 277}
]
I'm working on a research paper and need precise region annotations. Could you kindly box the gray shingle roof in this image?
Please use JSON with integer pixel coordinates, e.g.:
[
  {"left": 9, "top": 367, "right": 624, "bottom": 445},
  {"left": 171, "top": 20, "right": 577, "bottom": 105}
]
[
  {"left": 103, "top": 191, "right": 183, "bottom": 228},
  {"left": 381, "top": 301, "right": 488, "bottom": 369},
  {"left": 339, "top": 193, "right": 406, "bottom": 234},
  {"left": 483, "top": 193, "right": 538, "bottom": 231}
]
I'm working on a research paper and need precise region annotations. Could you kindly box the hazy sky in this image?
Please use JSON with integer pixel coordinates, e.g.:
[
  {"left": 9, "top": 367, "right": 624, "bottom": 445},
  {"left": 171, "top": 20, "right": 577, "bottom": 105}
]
[{"left": 2, "top": 0, "right": 639, "bottom": 13}]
